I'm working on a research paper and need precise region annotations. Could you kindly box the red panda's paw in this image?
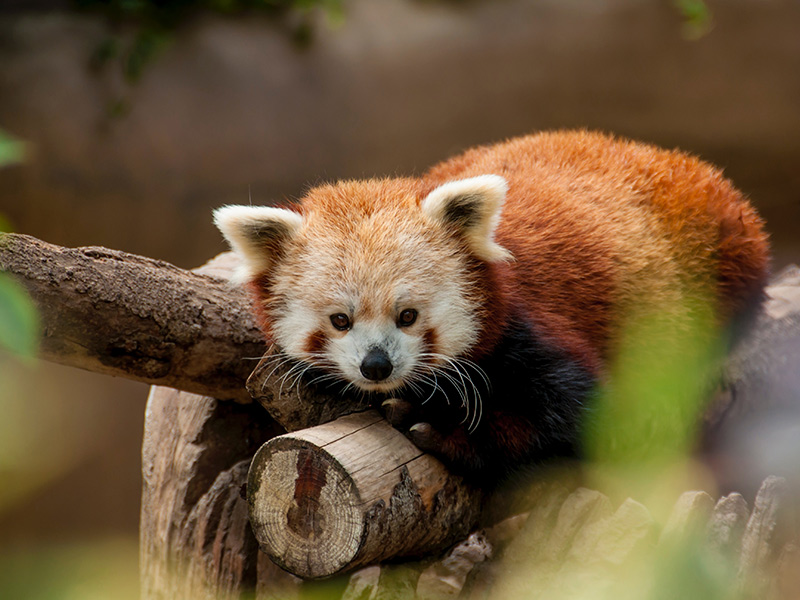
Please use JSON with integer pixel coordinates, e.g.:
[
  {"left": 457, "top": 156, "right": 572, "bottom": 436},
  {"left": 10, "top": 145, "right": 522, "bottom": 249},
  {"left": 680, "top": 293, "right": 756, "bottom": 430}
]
[
  {"left": 381, "top": 401, "right": 462, "bottom": 465},
  {"left": 380, "top": 398, "right": 416, "bottom": 429},
  {"left": 407, "top": 422, "right": 445, "bottom": 455},
  {"left": 407, "top": 423, "right": 487, "bottom": 477}
]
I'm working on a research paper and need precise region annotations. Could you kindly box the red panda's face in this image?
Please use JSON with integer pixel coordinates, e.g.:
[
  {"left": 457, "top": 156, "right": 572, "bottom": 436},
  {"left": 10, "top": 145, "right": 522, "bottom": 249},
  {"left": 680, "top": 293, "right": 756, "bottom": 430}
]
[
  {"left": 267, "top": 220, "right": 479, "bottom": 393},
  {"left": 215, "top": 175, "right": 510, "bottom": 394}
]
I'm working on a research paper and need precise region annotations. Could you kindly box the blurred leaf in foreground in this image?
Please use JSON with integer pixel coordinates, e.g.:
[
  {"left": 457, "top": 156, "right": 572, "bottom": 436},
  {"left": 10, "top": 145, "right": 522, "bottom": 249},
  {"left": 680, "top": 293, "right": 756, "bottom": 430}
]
[
  {"left": 0, "top": 129, "right": 27, "bottom": 168},
  {"left": 582, "top": 293, "right": 726, "bottom": 513},
  {"left": 0, "top": 271, "right": 39, "bottom": 361},
  {"left": 0, "top": 538, "right": 139, "bottom": 600},
  {"left": 674, "top": 0, "right": 713, "bottom": 39}
]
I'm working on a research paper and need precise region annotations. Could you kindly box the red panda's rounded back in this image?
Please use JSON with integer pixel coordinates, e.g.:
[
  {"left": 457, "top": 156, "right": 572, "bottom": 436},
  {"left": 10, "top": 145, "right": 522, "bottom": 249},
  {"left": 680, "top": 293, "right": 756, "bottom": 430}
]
[{"left": 423, "top": 130, "right": 770, "bottom": 371}]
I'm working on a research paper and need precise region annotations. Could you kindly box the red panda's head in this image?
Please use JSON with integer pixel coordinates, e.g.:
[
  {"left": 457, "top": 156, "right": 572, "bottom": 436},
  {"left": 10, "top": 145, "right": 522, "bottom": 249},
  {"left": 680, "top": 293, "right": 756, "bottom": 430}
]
[{"left": 214, "top": 175, "right": 511, "bottom": 394}]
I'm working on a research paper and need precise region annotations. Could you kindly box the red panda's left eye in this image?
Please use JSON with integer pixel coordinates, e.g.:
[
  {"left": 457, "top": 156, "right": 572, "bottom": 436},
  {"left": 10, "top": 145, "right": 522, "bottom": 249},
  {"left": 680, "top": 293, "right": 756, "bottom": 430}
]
[
  {"left": 397, "top": 309, "right": 417, "bottom": 327},
  {"left": 330, "top": 313, "right": 351, "bottom": 331}
]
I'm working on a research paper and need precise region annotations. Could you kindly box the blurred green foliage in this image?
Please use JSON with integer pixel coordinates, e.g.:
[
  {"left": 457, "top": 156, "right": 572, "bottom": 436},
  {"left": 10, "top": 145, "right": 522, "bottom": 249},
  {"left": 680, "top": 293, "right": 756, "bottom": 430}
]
[
  {"left": 0, "top": 538, "right": 139, "bottom": 600},
  {"left": 582, "top": 297, "right": 726, "bottom": 517},
  {"left": 0, "top": 129, "right": 26, "bottom": 168},
  {"left": 0, "top": 272, "right": 39, "bottom": 360},
  {"left": 674, "top": 0, "right": 713, "bottom": 39},
  {"left": 79, "top": 0, "right": 345, "bottom": 83},
  {"left": 650, "top": 533, "right": 740, "bottom": 600},
  {"left": 0, "top": 130, "right": 39, "bottom": 360},
  {"left": 585, "top": 305, "right": 723, "bottom": 467}
]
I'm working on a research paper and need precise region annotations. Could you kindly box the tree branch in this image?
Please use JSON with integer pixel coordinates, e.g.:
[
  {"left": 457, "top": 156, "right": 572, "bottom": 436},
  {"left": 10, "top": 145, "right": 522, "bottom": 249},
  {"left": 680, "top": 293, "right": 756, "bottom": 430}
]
[{"left": 0, "top": 233, "right": 265, "bottom": 401}]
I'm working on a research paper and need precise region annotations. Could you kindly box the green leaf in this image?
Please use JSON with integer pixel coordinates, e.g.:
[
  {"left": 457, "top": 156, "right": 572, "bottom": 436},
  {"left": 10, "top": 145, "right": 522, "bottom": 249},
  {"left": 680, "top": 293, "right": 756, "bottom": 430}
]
[
  {"left": 674, "top": 0, "right": 713, "bottom": 39},
  {"left": 0, "top": 129, "right": 26, "bottom": 168},
  {"left": 583, "top": 297, "right": 724, "bottom": 468},
  {"left": 0, "top": 272, "right": 40, "bottom": 360}
]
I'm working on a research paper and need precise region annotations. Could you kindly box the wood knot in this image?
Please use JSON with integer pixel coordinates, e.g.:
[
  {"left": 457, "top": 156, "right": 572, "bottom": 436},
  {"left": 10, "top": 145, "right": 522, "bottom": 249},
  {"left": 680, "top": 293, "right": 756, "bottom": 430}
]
[{"left": 286, "top": 447, "right": 327, "bottom": 539}]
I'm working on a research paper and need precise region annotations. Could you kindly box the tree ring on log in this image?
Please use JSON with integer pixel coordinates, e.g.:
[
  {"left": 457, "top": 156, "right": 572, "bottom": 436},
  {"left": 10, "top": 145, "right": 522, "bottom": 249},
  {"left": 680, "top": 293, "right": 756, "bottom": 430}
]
[
  {"left": 248, "top": 437, "right": 365, "bottom": 577},
  {"left": 247, "top": 411, "right": 483, "bottom": 579}
]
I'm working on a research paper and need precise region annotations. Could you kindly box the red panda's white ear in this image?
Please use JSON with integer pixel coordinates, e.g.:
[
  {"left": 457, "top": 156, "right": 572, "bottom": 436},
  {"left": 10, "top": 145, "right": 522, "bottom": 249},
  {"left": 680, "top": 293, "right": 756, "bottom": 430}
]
[
  {"left": 421, "top": 175, "right": 513, "bottom": 262},
  {"left": 213, "top": 205, "right": 303, "bottom": 283}
]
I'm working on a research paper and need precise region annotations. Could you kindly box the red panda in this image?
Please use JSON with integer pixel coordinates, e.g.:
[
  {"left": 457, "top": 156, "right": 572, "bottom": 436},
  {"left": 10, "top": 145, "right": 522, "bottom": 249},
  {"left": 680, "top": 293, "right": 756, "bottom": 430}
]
[{"left": 214, "top": 130, "right": 769, "bottom": 483}]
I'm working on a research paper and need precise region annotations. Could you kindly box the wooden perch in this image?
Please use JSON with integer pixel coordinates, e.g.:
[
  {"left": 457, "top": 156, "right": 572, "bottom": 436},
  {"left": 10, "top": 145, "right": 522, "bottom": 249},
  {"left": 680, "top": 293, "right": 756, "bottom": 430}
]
[
  {"left": 140, "top": 386, "right": 289, "bottom": 599},
  {"left": 139, "top": 252, "right": 299, "bottom": 600},
  {"left": 0, "top": 232, "right": 371, "bottom": 409},
  {"left": 246, "top": 345, "right": 370, "bottom": 432},
  {"left": 5, "top": 231, "right": 797, "bottom": 594},
  {"left": 0, "top": 233, "right": 265, "bottom": 401},
  {"left": 245, "top": 266, "right": 800, "bottom": 581},
  {"left": 334, "top": 476, "right": 799, "bottom": 599},
  {"left": 247, "top": 410, "right": 482, "bottom": 579}
]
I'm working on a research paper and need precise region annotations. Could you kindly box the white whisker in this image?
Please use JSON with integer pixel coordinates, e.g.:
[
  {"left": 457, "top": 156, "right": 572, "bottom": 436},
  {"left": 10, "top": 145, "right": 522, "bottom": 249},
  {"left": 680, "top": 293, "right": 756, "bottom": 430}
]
[{"left": 412, "top": 352, "right": 489, "bottom": 433}]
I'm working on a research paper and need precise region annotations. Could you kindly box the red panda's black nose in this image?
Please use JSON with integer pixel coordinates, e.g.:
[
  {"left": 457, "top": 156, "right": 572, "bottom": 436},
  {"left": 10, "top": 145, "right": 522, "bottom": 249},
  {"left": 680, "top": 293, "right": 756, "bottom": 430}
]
[{"left": 360, "top": 348, "right": 393, "bottom": 381}]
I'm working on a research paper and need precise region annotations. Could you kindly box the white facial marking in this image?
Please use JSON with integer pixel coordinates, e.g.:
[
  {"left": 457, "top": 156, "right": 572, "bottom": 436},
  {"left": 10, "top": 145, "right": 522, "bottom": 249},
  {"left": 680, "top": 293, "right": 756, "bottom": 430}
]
[
  {"left": 330, "top": 319, "right": 413, "bottom": 391},
  {"left": 421, "top": 175, "right": 513, "bottom": 263},
  {"left": 221, "top": 179, "right": 504, "bottom": 393},
  {"left": 213, "top": 205, "right": 304, "bottom": 283}
]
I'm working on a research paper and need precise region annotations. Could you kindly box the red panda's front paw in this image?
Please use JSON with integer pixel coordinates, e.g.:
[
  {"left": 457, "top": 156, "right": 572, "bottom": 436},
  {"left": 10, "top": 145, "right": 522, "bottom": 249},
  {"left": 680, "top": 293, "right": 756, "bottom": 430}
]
[
  {"left": 407, "top": 423, "right": 485, "bottom": 477},
  {"left": 380, "top": 398, "right": 416, "bottom": 429},
  {"left": 407, "top": 422, "right": 445, "bottom": 454}
]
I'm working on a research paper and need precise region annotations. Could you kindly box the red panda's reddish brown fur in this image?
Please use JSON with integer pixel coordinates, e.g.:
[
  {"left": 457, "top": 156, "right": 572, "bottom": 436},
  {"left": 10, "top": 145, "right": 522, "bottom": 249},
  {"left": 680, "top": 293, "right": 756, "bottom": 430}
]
[
  {"left": 423, "top": 130, "right": 769, "bottom": 376},
  {"left": 216, "top": 130, "right": 770, "bottom": 482}
]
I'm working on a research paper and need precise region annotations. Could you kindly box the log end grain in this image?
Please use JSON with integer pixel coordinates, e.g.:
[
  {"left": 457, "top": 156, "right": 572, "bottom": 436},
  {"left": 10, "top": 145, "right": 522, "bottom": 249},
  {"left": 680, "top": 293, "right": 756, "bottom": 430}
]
[
  {"left": 247, "top": 411, "right": 483, "bottom": 579},
  {"left": 248, "top": 437, "right": 365, "bottom": 578}
]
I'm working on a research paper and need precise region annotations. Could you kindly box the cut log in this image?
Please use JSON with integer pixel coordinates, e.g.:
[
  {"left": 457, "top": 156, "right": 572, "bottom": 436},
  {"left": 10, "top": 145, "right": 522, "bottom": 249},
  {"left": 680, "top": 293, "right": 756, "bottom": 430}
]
[
  {"left": 415, "top": 531, "right": 492, "bottom": 600},
  {"left": 246, "top": 345, "right": 366, "bottom": 432},
  {"left": 659, "top": 490, "right": 714, "bottom": 543},
  {"left": 0, "top": 233, "right": 264, "bottom": 401},
  {"left": 706, "top": 492, "right": 749, "bottom": 558},
  {"left": 140, "top": 386, "right": 289, "bottom": 599},
  {"left": 247, "top": 410, "right": 483, "bottom": 579}
]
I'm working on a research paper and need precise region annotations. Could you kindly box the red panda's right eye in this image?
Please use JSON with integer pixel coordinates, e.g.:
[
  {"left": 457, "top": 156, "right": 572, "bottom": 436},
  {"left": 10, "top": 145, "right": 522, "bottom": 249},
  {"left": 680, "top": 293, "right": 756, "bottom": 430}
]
[{"left": 330, "top": 313, "right": 351, "bottom": 331}]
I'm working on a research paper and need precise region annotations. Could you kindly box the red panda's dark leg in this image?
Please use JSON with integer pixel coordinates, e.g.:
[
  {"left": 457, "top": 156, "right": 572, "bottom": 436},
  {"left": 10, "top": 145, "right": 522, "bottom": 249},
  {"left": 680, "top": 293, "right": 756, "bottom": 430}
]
[
  {"left": 383, "top": 315, "right": 596, "bottom": 484},
  {"left": 379, "top": 399, "right": 490, "bottom": 473},
  {"left": 381, "top": 398, "right": 417, "bottom": 429},
  {"left": 407, "top": 422, "right": 490, "bottom": 475}
]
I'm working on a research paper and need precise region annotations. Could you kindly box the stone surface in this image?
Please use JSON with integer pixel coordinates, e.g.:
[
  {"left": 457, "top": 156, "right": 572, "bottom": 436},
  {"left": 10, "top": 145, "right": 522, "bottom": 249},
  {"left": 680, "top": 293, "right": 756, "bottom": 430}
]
[
  {"left": 738, "top": 476, "right": 790, "bottom": 596},
  {"left": 416, "top": 532, "right": 492, "bottom": 600},
  {"left": 659, "top": 490, "right": 715, "bottom": 543},
  {"left": 706, "top": 492, "right": 750, "bottom": 557}
]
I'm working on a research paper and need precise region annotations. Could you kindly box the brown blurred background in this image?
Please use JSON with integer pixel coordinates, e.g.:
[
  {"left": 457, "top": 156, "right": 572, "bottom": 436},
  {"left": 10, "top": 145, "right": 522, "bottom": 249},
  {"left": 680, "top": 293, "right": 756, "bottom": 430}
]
[{"left": 0, "top": 0, "right": 798, "bottom": 594}]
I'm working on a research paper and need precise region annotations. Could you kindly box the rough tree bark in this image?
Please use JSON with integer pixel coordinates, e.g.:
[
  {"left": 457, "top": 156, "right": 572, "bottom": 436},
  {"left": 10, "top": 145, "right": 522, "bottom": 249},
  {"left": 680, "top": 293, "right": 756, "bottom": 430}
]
[
  {"left": 0, "top": 232, "right": 377, "bottom": 408},
  {"left": 138, "top": 254, "right": 302, "bottom": 599},
  {"left": 0, "top": 233, "right": 264, "bottom": 401},
  {"left": 139, "top": 386, "right": 294, "bottom": 599}
]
